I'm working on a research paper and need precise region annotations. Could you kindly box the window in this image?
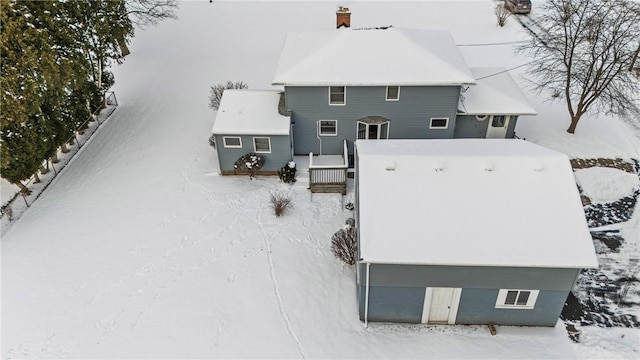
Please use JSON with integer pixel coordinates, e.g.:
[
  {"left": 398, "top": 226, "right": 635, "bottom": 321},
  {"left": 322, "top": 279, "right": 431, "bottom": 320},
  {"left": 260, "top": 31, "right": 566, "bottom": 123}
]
[
  {"left": 253, "top": 137, "right": 271, "bottom": 153},
  {"left": 429, "top": 118, "right": 449, "bottom": 129},
  {"left": 329, "top": 86, "right": 346, "bottom": 105},
  {"left": 386, "top": 86, "right": 400, "bottom": 101},
  {"left": 495, "top": 289, "right": 539, "bottom": 309},
  {"left": 223, "top": 136, "right": 242, "bottom": 148},
  {"left": 319, "top": 120, "right": 337, "bottom": 136}
]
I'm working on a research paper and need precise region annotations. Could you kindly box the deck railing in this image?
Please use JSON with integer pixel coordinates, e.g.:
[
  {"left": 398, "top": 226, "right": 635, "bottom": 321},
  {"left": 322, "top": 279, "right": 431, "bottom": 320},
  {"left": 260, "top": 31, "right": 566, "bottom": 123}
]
[{"left": 308, "top": 140, "right": 348, "bottom": 195}]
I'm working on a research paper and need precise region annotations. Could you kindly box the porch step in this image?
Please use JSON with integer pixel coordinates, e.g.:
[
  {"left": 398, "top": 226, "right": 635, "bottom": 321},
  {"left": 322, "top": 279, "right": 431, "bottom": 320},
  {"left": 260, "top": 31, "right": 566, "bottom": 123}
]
[{"left": 309, "top": 183, "right": 347, "bottom": 195}]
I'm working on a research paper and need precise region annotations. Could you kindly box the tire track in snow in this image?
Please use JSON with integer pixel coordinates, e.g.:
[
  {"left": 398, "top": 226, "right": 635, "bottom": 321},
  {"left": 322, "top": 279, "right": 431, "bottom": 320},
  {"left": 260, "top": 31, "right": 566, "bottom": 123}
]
[{"left": 256, "top": 205, "right": 308, "bottom": 359}]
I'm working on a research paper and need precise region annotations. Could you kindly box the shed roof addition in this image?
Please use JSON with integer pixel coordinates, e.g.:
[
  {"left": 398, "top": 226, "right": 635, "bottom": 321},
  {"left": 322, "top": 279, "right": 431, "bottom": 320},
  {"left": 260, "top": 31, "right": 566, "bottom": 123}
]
[
  {"left": 272, "top": 28, "right": 477, "bottom": 86},
  {"left": 458, "top": 68, "right": 537, "bottom": 116},
  {"left": 356, "top": 139, "right": 598, "bottom": 269},
  {"left": 211, "top": 90, "right": 290, "bottom": 136}
]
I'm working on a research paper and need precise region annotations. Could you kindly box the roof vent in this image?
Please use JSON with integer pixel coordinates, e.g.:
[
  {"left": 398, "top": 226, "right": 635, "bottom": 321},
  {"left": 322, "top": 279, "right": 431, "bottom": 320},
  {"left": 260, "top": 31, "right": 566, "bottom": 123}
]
[
  {"left": 483, "top": 162, "right": 494, "bottom": 172},
  {"left": 533, "top": 162, "right": 544, "bottom": 172},
  {"left": 336, "top": 6, "right": 351, "bottom": 29},
  {"left": 433, "top": 161, "right": 445, "bottom": 172},
  {"left": 384, "top": 162, "right": 396, "bottom": 171}
]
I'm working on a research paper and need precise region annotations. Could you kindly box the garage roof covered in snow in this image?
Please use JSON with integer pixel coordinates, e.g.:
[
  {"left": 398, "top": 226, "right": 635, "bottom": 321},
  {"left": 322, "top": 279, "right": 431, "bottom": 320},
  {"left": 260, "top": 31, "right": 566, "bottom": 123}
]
[
  {"left": 458, "top": 68, "right": 537, "bottom": 116},
  {"left": 272, "top": 27, "right": 477, "bottom": 86},
  {"left": 212, "top": 90, "right": 290, "bottom": 135},
  {"left": 356, "top": 139, "right": 598, "bottom": 269}
]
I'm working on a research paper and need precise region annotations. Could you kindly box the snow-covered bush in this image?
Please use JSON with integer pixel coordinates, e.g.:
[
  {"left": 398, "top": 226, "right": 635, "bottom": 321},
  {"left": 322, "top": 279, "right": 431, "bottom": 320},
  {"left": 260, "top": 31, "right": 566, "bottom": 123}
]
[
  {"left": 208, "top": 134, "right": 216, "bottom": 148},
  {"left": 233, "top": 153, "right": 264, "bottom": 179},
  {"left": 278, "top": 161, "right": 296, "bottom": 183},
  {"left": 270, "top": 191, "right": 293, "bottom": 217},
  {"left": 495, "top": 3, "right": 511, "bottom": 27},
  {"left": 208, "top": 80, "right": 248, "bottom": 110},
  {"left": 331, "top": 218, "right": 357, "bottom": 265}
]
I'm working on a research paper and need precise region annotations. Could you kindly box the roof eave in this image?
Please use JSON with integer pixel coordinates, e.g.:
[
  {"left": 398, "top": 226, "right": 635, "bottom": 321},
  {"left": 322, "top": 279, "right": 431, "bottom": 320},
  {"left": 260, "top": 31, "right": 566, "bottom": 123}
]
[
  {"left": 271, "top": 81, "right": 477, "bottom": 87},
  {"left": 358, "top": 259, "right": 600, "bottom": 269}
]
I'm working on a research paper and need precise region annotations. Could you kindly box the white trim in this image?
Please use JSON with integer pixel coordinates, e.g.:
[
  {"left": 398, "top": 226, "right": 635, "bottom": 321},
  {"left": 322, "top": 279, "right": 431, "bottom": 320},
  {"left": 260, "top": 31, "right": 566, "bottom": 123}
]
[
  {"left": 429, "top": 117, "right": 449, "bottom": 129},
  {"left": 448, "top": 288, "right": 462, "bottom": 324},
  {"left": 385, "top": 86, "right": 400, "bottom": 101},
  {"left": 223, "top": 136, "right": 242, "bottom": 148},
  {"left": 421, "top": 287, "right": 434, "bottom": 324},
  {"left": 486, "top": 115, "right": 510, "bottom": 138},
  {"left": 364, "top": 263, "right": 371, "bottom": 327},
  {"left": 495, "top": 289, "right": 539, "bottom": 309},
  {"left": 318, "top": 120, "right": 338, "bottom": 136},
  {"left": 253, "top": 137, "right": 271, "bottom": 153},
  {"left": 329, "top": 86, "right": 346, "bottom": 106}
]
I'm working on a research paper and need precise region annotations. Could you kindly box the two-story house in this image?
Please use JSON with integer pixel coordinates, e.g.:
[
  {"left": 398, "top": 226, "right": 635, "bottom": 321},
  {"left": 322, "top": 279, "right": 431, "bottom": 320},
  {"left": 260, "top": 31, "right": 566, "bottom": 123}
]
[{"left": 212, "top": 12, "right": 536, "bottom": 191}]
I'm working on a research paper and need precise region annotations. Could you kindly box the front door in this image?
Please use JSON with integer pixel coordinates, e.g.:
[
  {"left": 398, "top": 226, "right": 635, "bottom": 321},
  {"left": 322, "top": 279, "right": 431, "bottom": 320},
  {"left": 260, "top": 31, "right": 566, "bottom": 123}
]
[
  {"left": 357, "top": 120, "right": 389, "bottom": 140},
  {"left": 422, "top": 287, "right": 461, "bottom": 324},
  {"left": 486, "top": 115, "right": 510, "bottom": 138}
]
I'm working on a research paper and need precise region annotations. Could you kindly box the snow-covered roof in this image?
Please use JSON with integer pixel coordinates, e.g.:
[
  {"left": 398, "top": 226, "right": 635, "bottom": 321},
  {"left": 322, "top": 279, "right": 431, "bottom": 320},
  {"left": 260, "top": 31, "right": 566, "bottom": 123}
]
[
  {"left": 212, "top": 90, "right": 290, "bottom": 135},
  {"left": 356, "top": 139, "right": 598, "bottom": 269},
  {"left": 458, "top": 68, "right": 537, "bottom": 116},
  {"left": 272, "top": 28, "right": 477, "bottom": 86}
]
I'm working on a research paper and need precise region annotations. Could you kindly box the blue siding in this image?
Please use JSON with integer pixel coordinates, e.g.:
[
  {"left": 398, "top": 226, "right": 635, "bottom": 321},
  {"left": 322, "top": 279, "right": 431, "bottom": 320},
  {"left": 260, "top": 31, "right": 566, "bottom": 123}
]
[
  {"left": 456, "top": 288, "right": 566, "bottom": 326},
  {"left": 454, "top": 115, "right": 488, "bottom": 138},
  {"left": 358, "top": 264, "right": 580, "bottom": 291},
  {"left": 285, "top": 86, "right": 461, "bottom": 155},
  {"left": 356, "top": 264, "right": 579, "bottom": 325},
  {"left": 454, "top": 115, "right": 520, "bottom": 138},
  {"left": 358, "top": 286, "right": 425, "bottom": 323},
  {"left": 357, "top": 286, "right": 567, "bottom": 326},
  {"left": 214, "top": 134, "right": 292, "bottom": 172},
  {"left": 507, "top": 115, "right": 519, "bottom": 138}
]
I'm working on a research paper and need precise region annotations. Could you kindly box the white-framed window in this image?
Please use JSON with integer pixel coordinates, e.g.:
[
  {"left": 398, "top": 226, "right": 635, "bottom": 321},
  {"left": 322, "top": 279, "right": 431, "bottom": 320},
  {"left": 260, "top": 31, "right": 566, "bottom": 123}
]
[
  {"left": 253, "top": 137, "right": 271, "bottom": 153},
  {"left": 386, "top": 86, "right": 400, "bottom": 101},
  {"left": 495, "top": 289, "right": 539, "bottom": 309},
  {"left": 357, "top": 120, "right": 389, "bottom": 140},
  {"left": 318, "top": 120, "right": 338, "bottom": 136},
  {"left": 223, "top": 136, "right": 242, "bottom": 148},
  {"left": 329, "top": 86, "right": 346, "bottom": 105},
  {"left": 429, "top": 117, "right": 449, "bottom": 129}
]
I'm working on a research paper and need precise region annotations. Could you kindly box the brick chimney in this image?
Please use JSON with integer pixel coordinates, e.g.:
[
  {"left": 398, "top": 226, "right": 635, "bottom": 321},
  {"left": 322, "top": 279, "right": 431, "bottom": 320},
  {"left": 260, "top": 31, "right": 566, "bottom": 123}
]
[{"left": 336, "top": 6, "right": 351, "bottom": 29}]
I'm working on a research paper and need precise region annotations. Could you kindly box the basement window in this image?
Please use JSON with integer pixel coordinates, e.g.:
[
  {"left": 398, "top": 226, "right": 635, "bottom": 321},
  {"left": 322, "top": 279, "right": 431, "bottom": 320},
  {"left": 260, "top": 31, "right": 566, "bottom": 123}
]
[{"left": 495, "top": 289, "right": 539, "bottom": 309}]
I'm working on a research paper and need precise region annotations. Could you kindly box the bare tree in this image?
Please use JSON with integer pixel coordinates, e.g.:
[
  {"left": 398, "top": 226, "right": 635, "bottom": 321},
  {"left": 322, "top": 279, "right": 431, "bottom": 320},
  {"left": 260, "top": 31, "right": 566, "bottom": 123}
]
[
  {"left": 119, "top": 0, "right": 178, "bottom": 56},
  {"left": 518, "top": 0, "right": 640, "bottom": 133},
  {"left": 209, "top": 81, "right": 248, "bottom": 110},
  {"left": 125, "top": 0, "right": 178, "bottom": 28}
]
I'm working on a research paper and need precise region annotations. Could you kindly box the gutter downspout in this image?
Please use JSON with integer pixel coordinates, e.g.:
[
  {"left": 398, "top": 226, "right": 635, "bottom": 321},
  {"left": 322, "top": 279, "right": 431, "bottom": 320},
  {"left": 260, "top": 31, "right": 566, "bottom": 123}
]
[
  {"left": 365, "top": 262, "right": 371, "bottom": 328},
  {"left": 316, "top": 121, "right": 322, "bottom": 155}
]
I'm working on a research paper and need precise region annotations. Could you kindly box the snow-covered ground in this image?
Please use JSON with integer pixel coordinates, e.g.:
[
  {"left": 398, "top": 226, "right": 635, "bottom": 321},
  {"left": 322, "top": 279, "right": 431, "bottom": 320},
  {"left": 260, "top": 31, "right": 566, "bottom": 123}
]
[{"left": 2, "top": 1, "right": 639, "bottom": 359}]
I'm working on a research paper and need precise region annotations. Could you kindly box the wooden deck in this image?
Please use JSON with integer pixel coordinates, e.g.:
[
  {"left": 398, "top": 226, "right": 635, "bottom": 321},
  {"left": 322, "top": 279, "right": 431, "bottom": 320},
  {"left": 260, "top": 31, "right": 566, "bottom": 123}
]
[{"left": 308, "top": 140, "right": 349, "bottom": 195}]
